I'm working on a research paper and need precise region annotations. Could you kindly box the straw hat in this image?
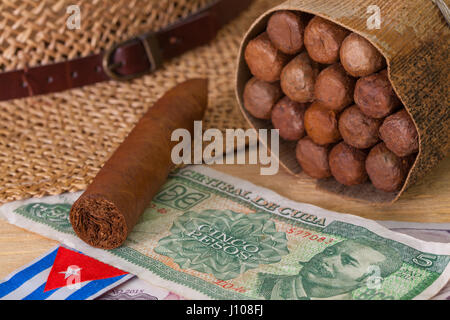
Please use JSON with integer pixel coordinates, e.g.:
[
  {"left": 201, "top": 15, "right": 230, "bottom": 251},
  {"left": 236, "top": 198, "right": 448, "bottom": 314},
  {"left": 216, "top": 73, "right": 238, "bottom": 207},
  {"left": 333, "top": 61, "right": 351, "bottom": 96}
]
[{"left": 0, "top": 0, "right": 283, "bottom": 203}]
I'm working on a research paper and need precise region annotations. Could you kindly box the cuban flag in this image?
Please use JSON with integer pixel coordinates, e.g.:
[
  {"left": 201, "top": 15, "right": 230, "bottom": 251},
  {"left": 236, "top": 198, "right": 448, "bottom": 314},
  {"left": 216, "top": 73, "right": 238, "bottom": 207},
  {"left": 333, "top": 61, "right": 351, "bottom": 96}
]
[{"left": 0, "top": 246, "right": 134, "bottom": 300}]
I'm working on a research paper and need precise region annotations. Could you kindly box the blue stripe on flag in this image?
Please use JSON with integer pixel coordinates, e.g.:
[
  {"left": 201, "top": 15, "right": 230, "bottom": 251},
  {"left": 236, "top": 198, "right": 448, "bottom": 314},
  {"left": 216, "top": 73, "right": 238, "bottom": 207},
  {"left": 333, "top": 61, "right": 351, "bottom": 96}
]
[
  {"left": 0, "top": 247, "right": 59, "bottom": 299},
  {"left": 65, "top": 274, "right": 128, "bottom": 300},
  {"left": 22, "top": 283, "right": 57, "bottom": 300}
]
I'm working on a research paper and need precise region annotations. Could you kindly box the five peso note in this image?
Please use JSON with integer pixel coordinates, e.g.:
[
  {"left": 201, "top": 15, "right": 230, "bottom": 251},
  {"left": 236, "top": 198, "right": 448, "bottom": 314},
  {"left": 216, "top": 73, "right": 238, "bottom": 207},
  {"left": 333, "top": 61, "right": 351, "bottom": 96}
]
[
  {"left": 1, "top": 166, "right": 449, "bottom": 300},
  {"left": 375, "top": 221, "right": 450, "bottom": 300},
  {"left": 96, "top": 221, "right": 450, "bottom": 300}
]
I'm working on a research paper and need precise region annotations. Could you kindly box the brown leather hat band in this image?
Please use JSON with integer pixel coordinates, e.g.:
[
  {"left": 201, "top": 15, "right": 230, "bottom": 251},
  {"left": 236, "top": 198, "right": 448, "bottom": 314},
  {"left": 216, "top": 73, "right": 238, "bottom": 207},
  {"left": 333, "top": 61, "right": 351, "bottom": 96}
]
[{"left": 0, "top": 0, "right": 253, "bottom": 102}]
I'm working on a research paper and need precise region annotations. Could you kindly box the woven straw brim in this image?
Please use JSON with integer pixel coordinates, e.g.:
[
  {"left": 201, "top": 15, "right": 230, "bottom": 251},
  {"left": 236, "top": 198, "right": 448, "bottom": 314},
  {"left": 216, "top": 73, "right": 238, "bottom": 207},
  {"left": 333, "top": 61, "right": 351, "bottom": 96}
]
[
  {"left": 0, "top": 0, "right": 212, "bottom": 71},
  {"left": 0, "top": 0, "right": 282, "bottom": 204}
]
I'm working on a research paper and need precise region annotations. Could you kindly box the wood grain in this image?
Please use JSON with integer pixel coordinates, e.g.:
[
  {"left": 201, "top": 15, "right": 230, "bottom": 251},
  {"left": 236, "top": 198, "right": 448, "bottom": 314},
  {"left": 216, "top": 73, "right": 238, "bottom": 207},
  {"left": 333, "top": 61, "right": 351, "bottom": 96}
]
[
  {"left": 1, "top": 151, "right": 449, "bottom": 280},
  {"left": 0, "top": 221, "right": 58, "bottom": 278}
]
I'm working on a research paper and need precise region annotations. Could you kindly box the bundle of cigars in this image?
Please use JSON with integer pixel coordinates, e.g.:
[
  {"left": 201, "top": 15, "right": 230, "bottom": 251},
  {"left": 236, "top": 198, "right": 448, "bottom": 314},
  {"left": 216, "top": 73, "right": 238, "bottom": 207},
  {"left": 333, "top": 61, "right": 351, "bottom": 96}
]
[
  {"left": 243, "top": 11, "right": 418, "bottom": 193},
  {"left": 236, "top": 0, "right": 449, "bottom": 203}
]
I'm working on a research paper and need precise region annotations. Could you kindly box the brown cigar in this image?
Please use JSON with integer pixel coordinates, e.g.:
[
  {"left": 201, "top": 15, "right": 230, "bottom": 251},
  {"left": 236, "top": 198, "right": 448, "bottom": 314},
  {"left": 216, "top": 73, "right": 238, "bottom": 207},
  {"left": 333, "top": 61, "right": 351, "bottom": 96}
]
[
  {"left": 280, "top": 52, "right": 320, "bottom": 103},
  {"left": 271, "top": 96, "right": 308, "bottom": 141},
  {"left": 70, "top": 79, "right": 208, "bottom": 249},
  {"left": 296, "top": 136, "right": 332, "bottom": 179},
  {"left": 354, "top": 70, "right": 401, "bottom": 119},
  {"left": 366, "top": 142, "right": 414, "bottom": 192},
  {"left": 267, "top": 11, "right": 305, "bottom": 55},
  {"left": 244, "top": 32, "right": 290, "bottom": 82},
  {"left": 243, "top": 77, "right": 282, "bottom": 120},
  {"left": 340, "top": 33, "right": 386, "bottom": 77},
  {"left": 379, "top": 109, "right": 419, "bottom": 157},
  {"left": 338, "top": 105, "right": 381, "bottom": 149},
  {"left": 304, "top": 16, "right": 349, "bottom": 64},
  {"left": 329, "top": 142, "right": 368, "bottom": 186},
  {"left": 304, "top": 101, "right": 341, "bottom": 145},
  {"left": 314, "top": 63, "right": 355, "bottom": 111}
]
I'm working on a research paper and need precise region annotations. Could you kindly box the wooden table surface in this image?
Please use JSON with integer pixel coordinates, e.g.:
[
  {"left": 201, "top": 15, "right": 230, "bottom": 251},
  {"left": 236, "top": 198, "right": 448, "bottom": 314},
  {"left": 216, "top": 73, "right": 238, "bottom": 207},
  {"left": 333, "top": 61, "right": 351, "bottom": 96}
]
[{"left": 1, "top": 152, "right": 449, "bottom": 279}]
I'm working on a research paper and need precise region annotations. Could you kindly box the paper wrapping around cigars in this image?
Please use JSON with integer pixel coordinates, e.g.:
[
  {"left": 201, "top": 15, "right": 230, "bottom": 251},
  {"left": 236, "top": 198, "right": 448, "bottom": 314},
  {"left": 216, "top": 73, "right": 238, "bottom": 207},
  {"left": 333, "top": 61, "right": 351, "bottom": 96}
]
[{"left": 236, "top": 0, "right": 450, "bottom": 203}]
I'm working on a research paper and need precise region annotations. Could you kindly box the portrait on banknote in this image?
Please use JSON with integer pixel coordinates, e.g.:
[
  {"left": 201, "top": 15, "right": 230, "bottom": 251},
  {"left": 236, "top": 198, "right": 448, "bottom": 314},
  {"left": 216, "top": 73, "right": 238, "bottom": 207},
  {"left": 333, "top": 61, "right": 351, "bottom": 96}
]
[{"left": 257, "top": 238, "right": 402, "bottom": 300}]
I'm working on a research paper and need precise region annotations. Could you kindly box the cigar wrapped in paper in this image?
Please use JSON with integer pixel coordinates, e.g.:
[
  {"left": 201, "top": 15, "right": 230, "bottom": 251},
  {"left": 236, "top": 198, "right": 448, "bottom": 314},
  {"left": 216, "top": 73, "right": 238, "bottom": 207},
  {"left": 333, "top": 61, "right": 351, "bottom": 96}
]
[
  {"left": 236, "top": 0, "right": 448, "bottom": 203},
  {"left": 70, "top": 79, "right": 208, "bottom": 249}
]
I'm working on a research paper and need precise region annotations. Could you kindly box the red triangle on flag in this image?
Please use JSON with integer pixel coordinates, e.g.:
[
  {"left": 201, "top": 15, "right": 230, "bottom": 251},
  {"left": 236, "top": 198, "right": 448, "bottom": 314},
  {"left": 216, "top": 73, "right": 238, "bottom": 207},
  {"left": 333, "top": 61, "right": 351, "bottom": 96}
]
[{"left": 44, "top": 247, "right": 128, "bottom": 292}]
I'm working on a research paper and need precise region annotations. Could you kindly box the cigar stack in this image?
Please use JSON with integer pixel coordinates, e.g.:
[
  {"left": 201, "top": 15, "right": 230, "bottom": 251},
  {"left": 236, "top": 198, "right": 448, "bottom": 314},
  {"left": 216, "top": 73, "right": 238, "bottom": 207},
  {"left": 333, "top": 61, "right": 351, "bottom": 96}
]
[{"left": 243, "top": 11, "right": 419, "bottom": 193}]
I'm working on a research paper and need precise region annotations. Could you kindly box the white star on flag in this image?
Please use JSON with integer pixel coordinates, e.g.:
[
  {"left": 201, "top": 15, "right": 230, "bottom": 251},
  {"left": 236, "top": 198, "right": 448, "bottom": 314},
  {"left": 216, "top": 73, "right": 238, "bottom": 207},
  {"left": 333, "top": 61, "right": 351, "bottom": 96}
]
[
  {"left": 59, "top": 265, "right": 82, "bottom": 279},
  {"left": 0, "top": 246, "right": 133, "bottom": 300}
]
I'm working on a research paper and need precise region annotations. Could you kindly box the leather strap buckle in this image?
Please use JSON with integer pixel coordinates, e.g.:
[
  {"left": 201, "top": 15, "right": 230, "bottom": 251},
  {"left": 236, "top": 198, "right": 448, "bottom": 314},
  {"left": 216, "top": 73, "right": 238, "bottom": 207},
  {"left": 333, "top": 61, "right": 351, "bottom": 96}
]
[
  {"left": 102, "top": 33, "right": 163, "bottom": 81},
  {"left": 0, "top": 0, "right": 253, "bottom": 101}
]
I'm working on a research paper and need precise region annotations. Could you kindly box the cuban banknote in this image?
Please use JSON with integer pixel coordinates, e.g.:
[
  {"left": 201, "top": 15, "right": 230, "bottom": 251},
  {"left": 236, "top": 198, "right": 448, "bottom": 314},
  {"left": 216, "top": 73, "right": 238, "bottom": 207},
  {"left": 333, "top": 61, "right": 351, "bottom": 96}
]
[
  {"left": 375, "top": 221, "right": 450, "bottom": 300},
  {"left": 1, "top": 166, "right": 449, "bottom": 300},
  {"left": 95, "top": 221, "right": 450, "bottom": 300},
  {"left": 96, "top": 221, "right": 450, "bottom": 300},
  {"left": 97, "top": 277, "right": 184, "bottom": 300}
]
